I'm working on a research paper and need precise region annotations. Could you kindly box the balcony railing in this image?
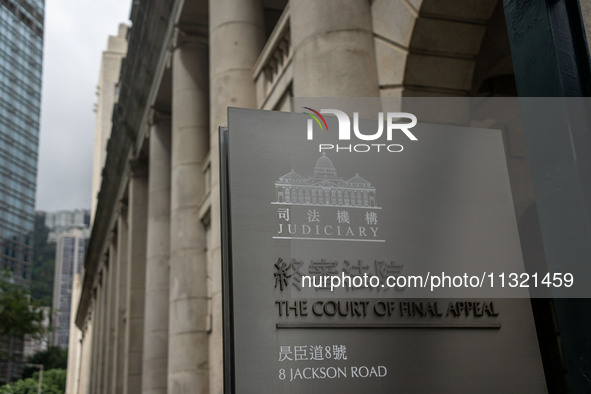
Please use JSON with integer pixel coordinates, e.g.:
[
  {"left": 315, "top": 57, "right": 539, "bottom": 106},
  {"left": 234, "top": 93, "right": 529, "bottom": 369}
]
[{"left": 253, "top": 5, "right": 292, "bottom": 109}]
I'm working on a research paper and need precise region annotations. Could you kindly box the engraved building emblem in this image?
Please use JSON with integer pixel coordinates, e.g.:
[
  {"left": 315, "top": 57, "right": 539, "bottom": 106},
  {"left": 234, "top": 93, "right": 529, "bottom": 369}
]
[{"left": 274, "top": 154, "right": 379, "bottom": 209}]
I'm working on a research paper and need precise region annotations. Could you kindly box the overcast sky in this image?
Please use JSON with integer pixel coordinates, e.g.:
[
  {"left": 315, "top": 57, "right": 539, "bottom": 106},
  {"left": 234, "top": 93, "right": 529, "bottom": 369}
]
[{"left": 35, "top": 0, "right": 131, "bottom": 212}]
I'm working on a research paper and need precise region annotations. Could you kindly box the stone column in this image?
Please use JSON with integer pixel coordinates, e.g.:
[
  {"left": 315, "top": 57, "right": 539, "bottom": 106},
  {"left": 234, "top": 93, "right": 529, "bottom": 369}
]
[
  {"left": 90, "top": 281, "right": 101, "bottom": 394},
  {"left": 125, "top": 166, "right": 149, "bottom": 393},
  {"left": 104, "top": 240, "right": 118, "bottom": 391},
  {"left": 168, "top": 27, "right": 210, "bottom": 393},
  {"left": 66, "top": 253, "right": 85, "bottom": 393},
  {"left": 290, "top": 0, "right": 379, "bottom": 97},
  {"left": 142, "top": 110, "right": 171, "bottom": 394},
  {"left": 114, "top": 208, "right": 129, "bottom": 393},
  {"left": 209, "top": 2, "right": 264, "bottom": 390},
  {"left": 79, "top": 320, "right": 93, "bottom": 394},
  {"left": 96, "top": 263, "right": 109, "bottom": 393}
]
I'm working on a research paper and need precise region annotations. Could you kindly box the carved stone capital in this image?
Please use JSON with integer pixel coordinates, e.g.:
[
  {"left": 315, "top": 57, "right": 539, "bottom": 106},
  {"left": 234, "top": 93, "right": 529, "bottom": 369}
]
[
  {"left": 129, "top": 155, "right": 149, "bottom": 177},
  {"left": 118, "top": 199, "right": 128, "bottom": 215},
  {"left": 170, "top": 24, "right": 208, "bottom": 51},
  {"left": 106, "top": 228, "right": 117, "bottom": 245},
  {"left": 148, "top": 108, "right": 171, "bottom": 126}
]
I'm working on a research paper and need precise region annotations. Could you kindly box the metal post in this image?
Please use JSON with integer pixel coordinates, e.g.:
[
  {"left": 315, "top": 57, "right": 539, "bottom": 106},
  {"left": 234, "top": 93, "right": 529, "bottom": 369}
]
[
  {"left": 25, "top": 363, "right": 43, "bottom": 394},
  {"left": 38, "top": 365, "right": 43, "bottom": 394}
]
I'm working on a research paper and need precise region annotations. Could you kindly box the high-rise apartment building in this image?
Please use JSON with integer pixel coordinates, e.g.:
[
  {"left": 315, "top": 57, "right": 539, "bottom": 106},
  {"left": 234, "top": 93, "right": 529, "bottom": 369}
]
[
  {"left": 0, "top": 0, "right": 44, "bottom": 285},
  {"left": 44, "top": 208, "right": 90, "bottom": 243},
  {"left": 51, "top": 228, "right": 87, "bottom": 348},
  {"left": 0, "top": 0, "right": 44, "bottom": 384},
  {"left": 45, "top": 209, "right": 89, "bottom": 230}
]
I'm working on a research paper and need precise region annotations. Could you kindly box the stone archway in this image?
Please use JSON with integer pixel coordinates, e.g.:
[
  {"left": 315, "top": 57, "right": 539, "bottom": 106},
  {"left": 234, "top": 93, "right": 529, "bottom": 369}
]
[
  {"left": 403, "top": 0, "right": 514, "bottom": 96},
  {"left": 371, "top": 0, "right": 515, "bottom": 97}
]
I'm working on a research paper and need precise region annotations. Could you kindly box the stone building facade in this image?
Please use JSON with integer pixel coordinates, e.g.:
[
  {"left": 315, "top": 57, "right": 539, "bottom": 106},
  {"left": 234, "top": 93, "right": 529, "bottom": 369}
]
[
  {"left": 90, "top": 25, "right": 129, "bottom": 222},
  {"left": 67, "top": 0, "right": 591, "bottom": 393}
]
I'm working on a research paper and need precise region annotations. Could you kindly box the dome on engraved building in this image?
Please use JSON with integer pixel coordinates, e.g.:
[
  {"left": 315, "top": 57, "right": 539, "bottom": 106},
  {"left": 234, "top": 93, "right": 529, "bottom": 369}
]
[{"left": 314, "top": 153, "right": 337, "bottom": 178}]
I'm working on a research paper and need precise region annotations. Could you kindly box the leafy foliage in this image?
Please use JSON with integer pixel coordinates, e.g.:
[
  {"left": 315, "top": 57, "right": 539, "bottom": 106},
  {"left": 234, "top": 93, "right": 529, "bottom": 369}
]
[
  {"left": 0, "top": 368, "right": 66, "bottom": 394},
  {"left": 21, "top": 348, "right": 67, "bottom": 379},
  {"left": 0, "top": 271, "right": 48, "bottom": 385},
  {"left": 0, "top": 273, "right": 46, "bottom": 338},
  {"left": 30, "top": 214, "right": 55, "bottom": 306}
]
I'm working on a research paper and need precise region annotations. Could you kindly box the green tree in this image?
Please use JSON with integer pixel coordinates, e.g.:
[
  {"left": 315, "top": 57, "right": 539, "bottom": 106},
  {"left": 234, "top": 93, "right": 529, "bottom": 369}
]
[
  {"left": 0, "top": 368, "right": 66, "bottom": 394},
  {"left": 21, "top": 347, "right": 67, "bottom": 379},
  {"left": 30, "top": 213, "right": 55, "bottom": 305},
  {"left": 0, "top": 272, "right": 47, "bottom": 383}
]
